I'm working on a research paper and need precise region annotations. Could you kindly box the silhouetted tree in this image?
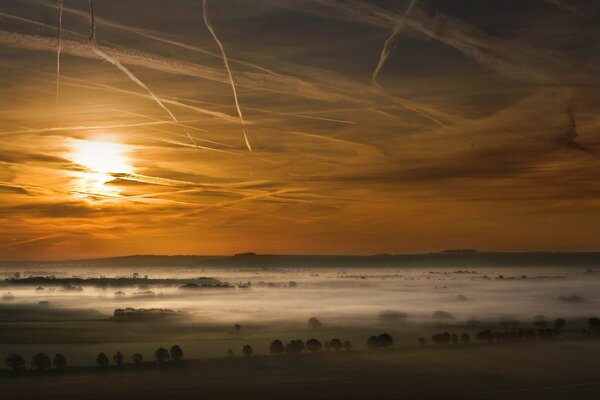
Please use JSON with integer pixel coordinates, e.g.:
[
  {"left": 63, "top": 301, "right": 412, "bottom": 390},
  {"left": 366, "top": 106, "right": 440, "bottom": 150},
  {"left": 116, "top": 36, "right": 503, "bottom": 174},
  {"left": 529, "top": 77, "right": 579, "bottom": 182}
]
[
  {"left": 113, "top": 351, "right": 124, "bottom": 368},
  {"left": 31, "top": 353, "right": 51, "bottom": 371},
  {"left": 475, "top": 329, "right": 494, "bottom": 343},
  {"left": 132, "top": 353, "right": 143, "bottom": 367},
  {"left": 227, "top": 348, "right": 234, "bottom": 358},
  {"left": 441, "top": 332, "right": 451, "bottom": 345},
  {"left": 170, "top": 345, "right": 183, "bottom": 362},
  {"left": 5, "top": 353, "right": 25, "bottom": 372},
  {"left": 96, "top": 353, "right": 109, "bottom": 368},
  {"left": 432, "top": 333, "right": 443, "bottom": 345},
  {"left": 234, "top": 324, "right": 241, "bottom": 333},
  {"left": 306, "top": 338, "right": 323, "bottom": 352},
  {"left": 330, "top": 338, "right": 342, "bottom": 351},
  {"left": 242, "top": 345, "right": 253, "bottom": 357},
  {"left": 286, "top": 339, "right": 305, "bottom": 354},
  {"left": 451, "top": 333, "right": 459, "bottom": 344},
  {"left": 378, "top": 333, "right": 393, "bottom": 348},
  {"left": 308, "top": 317, "right": 322, "bottom": 330},
  {"left": 155, "top": 348, "right": 169, "bottom": 364},
  {"left": 418, "top": 337, "right": 426, "bottom": 346},
  {"left": 589, "top": 317, "right": 600, "bottom": 334},
  {"left": 270, "top": 340, "right": 285, "bottom": 355},
  {"left": 460, "top": 333, "right": 470, "bottom": 344},
  {"left": 553, "top": 318, "right": 566, "bottom": 330},
  {"left": 342, "top": 340, "right": 353, "bottom": 351},
  {"left": 53, "top": 353, "right": 67, "bottom": 370},
  {"left": 367, "top": 336, "right": 379, "bottom": 349}
]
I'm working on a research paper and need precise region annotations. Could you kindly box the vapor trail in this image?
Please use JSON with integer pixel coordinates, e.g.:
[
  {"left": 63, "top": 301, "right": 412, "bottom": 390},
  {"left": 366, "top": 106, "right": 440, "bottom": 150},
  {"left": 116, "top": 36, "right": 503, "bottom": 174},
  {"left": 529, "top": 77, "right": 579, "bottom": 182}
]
[
  {"left": 202, "top": 0, "right": 252, "bottom": 152},
  {"left": 86, "top": 0, "right": 197, "bottom": 147},
  {"left": 371, "top": 0, "right": 417, "bottom": 84},
  {"left": 55, "top": 0, "right": 63, "bottom": 117}
]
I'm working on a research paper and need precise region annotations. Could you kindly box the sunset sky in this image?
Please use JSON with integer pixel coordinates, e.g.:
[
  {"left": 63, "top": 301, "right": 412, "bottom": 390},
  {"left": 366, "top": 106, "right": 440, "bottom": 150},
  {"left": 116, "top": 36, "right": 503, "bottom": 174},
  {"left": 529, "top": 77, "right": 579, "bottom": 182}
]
[{"left": 1, "top": 0, "right": 599, "bottom": 260}]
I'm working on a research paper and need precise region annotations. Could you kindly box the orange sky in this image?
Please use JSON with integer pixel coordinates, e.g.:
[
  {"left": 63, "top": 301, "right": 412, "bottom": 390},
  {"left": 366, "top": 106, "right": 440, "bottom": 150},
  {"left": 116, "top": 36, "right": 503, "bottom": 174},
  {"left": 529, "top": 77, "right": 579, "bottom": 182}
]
[{"left": 1, "top": 0, "right": 599, "bottom": 260}]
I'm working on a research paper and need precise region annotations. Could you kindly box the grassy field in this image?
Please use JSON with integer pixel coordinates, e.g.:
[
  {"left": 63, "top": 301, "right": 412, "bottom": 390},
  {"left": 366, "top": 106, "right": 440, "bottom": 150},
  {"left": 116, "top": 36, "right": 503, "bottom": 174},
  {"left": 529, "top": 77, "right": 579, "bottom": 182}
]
[{"left": 2, "top": 340, "right": 600, "bottom": 399}]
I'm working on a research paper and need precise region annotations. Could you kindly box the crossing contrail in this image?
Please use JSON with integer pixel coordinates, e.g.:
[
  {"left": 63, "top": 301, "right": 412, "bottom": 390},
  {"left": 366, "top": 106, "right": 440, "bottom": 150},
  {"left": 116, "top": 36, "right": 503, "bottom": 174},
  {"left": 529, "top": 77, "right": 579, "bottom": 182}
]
[
  {"left": 87, "top": 0, "right": 197, "bottom": 147},
  {"left": 202, "top": 0, "right": 252, "bottom": 152}
]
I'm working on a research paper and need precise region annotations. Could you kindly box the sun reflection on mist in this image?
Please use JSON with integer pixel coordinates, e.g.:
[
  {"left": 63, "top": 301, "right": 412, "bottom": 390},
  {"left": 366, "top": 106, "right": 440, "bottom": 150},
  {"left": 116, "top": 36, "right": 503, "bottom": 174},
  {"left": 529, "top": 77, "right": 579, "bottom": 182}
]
[{"left": 70, "top": 139, "right": 133, "bottom": 198}]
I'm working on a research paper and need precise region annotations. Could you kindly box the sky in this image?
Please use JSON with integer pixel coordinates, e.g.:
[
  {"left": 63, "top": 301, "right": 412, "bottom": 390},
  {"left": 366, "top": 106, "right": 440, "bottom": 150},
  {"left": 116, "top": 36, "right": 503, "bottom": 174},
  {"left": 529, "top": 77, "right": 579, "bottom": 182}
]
[{"left": 0, "top": 0, "right": 599, "bottom": 260}]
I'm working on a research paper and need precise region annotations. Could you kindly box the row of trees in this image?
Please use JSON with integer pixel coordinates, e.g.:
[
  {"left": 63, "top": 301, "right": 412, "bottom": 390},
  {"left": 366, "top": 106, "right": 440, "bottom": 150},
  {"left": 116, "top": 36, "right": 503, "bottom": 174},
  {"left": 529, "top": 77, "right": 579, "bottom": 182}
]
[
  {"left": 6, "top": 353, "right": 66, "bottom": 372},
  {"left": 268, "top": 338, "right": 352, "bottom": 355},
  {"left": 5, "top": 345, "right": 183, "bottom": 372}
]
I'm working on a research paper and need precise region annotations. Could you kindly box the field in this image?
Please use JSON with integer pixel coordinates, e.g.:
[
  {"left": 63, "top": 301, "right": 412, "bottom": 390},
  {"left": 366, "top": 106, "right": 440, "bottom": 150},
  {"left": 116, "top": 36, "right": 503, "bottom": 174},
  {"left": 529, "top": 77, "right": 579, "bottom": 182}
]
[{"left": 2, "top": 341, "right": 600, "bottom": 400}]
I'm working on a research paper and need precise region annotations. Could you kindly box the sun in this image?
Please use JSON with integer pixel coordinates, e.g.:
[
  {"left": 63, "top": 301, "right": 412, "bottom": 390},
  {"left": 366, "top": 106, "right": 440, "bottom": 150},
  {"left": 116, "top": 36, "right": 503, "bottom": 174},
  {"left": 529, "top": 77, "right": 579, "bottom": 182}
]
[
  {"left": 70, "top": 139, "right": 134, "bottom": 197},
  {"left": 73, "top": 140, "right": 133, "bottom": 175}
]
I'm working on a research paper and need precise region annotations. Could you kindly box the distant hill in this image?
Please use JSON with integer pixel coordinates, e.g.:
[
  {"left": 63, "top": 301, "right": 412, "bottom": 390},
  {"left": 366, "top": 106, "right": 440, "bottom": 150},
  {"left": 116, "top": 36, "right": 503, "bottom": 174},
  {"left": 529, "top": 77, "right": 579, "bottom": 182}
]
[{"left": 3, "top": 252, "right": 600, "bottom": 268}]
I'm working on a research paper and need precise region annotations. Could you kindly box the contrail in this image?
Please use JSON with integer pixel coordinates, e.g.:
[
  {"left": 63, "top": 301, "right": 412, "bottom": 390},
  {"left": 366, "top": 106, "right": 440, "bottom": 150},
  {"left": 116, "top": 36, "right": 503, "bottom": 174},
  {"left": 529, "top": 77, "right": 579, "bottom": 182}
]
[
  {"left": 371, "top": 0, "right": 417, "bottom": 85},
  {"left": 86, "top": 0, "right": 197, "bottom": 147},
  {"left": 55, "top": 0, "right": 63, "bottom": 117},
  {"left": 203, "top": 0, "right": 252, "bottom": 152}
]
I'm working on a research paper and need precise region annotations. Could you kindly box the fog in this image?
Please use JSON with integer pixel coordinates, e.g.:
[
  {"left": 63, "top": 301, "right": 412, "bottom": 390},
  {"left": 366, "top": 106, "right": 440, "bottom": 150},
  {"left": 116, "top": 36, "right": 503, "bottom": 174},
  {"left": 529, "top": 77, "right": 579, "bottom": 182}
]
[{"left": 2, "top": 265, "right": 599, "bottom": 325}]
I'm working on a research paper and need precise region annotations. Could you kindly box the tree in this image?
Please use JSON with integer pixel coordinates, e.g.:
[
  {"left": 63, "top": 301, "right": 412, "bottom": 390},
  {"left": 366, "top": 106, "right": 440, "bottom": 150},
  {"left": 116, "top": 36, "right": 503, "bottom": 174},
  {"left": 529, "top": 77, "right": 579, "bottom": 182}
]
[
  {"left": 460, "top": 333, "right": 470, "bottom": 344},
  {"left": 270, "top": 340, "right": 285, "bottom": 355},
  {"left": 170, "top": 345, "right": 183, "bottom": 362},
  {"left": 306, "top": 338, "right": 323, "bottom": 352},
  {"left": 96, "top": 353, "right": 109, "bottom": 368},
  {"left": 475, "top": 329, "right": 494, "bottom": 343},
  {"left": 31, "top": 353, "right": 51, "bottom": 371},
  {"left": 155, "top": 348, "right": 169, "bottom": 364},
  {"left": 589, "top": 317, "right": 600, "bottom": 334},
  {"left": 242, "top": 345, "right": 253, "bottom": 357},
  {"left": 451, "top": 333, "right": 459, "bottom": 344},
  {"left": 554, "top": 318, "right": 566, "bottom": 330},
  {"left": 286, "top": 339, "right": 305, "bottom": 354},
  {"left": 367, "top": 336, "right": 379, "bottom": 349},
  {"left": 342, "top": 340, "right": 353, "bottom": 351},
  {"left": 132, "top": 353, "right": 143, "bottom": 367},
  {"left": 329, "top": 338, "right": 342, "bottom": 351},
  {"left": 441, "top": 332, "right": 451, "bottom": 345},
  {"left": 234, "top": 324, "right": 241, "bottom": 333},
  {"left": 227, "top": 348, "right": 234, "bottom": 358},
  {"left": 418, "top": 337, "right": 426, "bottom": 346},
  {"left": 5, "top": 354, "right": 25, "bottom": 372},
  {"left": 53, "top": 353, "right": 67, "bottom": 370},
  {"left": 378, "top": 333, "right": 393, "bottom": 348},
  {"left": 113, "top": 351, "right": 124, "bottom": 368},
  {"left": 308, "top": 317, "right": 322, "bottom": 330},
  {"left": 432, "top": 333, "right": 444, "bottom": 345}
]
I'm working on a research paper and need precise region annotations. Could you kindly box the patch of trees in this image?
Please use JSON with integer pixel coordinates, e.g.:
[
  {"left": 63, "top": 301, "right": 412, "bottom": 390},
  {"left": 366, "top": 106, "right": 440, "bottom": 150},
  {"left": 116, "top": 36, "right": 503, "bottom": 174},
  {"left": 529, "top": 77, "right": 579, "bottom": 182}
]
[
  {"left": 269, "top": 338, "right": 352, "bottom": 355},
  {"left": 367, "top": 333, "right": 393, "bottom": 349},
  {"left": 112, "top": 308, "right": 183, "bottom": 321},
  {"left": 431, "top": 332, "right": 471, "bottom": 345},
  {"left": 5, "top": 276, "right": 226, "bottom": 288}
]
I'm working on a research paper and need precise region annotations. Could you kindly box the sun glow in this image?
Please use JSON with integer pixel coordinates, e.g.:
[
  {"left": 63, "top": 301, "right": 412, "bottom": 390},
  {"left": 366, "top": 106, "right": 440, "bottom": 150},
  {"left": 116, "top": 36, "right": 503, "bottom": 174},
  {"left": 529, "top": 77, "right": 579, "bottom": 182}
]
[{"left": 71, "top": 139, "right": 133, "bottom": 198}]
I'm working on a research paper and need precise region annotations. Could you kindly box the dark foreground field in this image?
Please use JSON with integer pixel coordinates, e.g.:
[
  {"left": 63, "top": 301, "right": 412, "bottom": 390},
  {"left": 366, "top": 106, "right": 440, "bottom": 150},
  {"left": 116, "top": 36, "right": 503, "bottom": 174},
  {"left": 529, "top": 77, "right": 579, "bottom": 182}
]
[{"left": 3, "top": 341, "right": 600, "bottom": 400}]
